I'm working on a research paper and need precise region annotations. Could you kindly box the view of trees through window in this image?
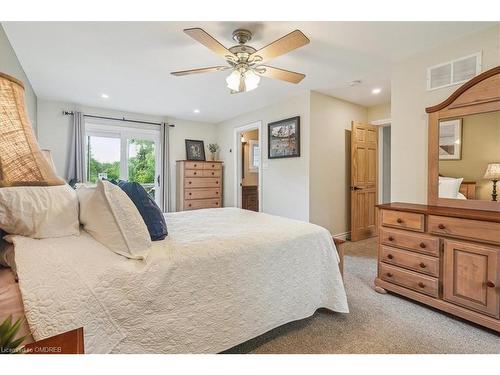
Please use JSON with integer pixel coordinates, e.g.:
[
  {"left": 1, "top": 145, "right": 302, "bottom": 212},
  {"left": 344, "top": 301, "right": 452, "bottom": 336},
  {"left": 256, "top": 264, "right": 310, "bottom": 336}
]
[{"left": 87, "top": 137, "right": 156, "bottom": 198}]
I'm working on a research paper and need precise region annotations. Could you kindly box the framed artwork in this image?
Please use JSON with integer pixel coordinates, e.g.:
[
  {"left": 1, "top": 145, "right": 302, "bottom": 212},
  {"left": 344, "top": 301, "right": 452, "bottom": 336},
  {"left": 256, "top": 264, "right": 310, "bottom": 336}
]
[
  {"left": 439, "top": 119, "right": 462, "bottom": 160},
  {"left": 185, "top": 139, "right": 206, "bottom": 161},
  {"left": 268, "top": 116, "right": 300, "bottom": 159}
]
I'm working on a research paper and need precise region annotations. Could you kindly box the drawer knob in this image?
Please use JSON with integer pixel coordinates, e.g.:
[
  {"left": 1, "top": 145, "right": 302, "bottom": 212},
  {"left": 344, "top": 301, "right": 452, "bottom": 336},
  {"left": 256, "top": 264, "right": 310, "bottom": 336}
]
[
  {"left": 386, "top": 272, "right": 393, "bottom": 277},
  {"left": 388, "top": 236, "right": 394, "bottom": 241},
  {"left": 418, "top": 282, "right": 425, "bottom": 288},
  {"left": 194, "top": 164, "right": 197, "bottom": 167},
  {"left": 387, "top": 254, "right": 394, "bottom": 259},
  {"left": 194, "top": 172, "right": 197, "bottom": 175},
  {"left": 216, "top": 181, "right": 219, "bottom": 184},
  {"left": 188, "top": 204, "right": 192, "bottom": 207},
  {"left": 188, "top": 181, "right": 192, "bottom": 184},
  {"left": 189, "top": 192, "right": 192, "bottom": 196},
  {"left": 486, "top": 281, "right": 496, "bottom": 288},
  {"left": 216, "top": 202, "right": 219, "bottom": 206},
  {"left": 212, "top": 164, "right": 215, "bottom": 167},
  {"left": 419, "top": 262, "right": 426, "bottom": 269},
  {"left": 438, "top": 224, "right": 445, "bottom": 230},
  {"left": 216, "top": 191, "right": 219, "bottom": 195},
  {"left": 396, "top": 218, "right": 403, "bottom": 224},
  {"left": 419, "top": 242, "right": 426, "bottom": 248}
]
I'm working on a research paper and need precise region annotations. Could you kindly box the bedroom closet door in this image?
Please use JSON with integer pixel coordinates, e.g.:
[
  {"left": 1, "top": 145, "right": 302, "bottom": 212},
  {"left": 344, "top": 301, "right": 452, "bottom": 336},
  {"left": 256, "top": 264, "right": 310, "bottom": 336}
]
[{"left": 350, "top": 122, "right": 378, "bottom": 241}]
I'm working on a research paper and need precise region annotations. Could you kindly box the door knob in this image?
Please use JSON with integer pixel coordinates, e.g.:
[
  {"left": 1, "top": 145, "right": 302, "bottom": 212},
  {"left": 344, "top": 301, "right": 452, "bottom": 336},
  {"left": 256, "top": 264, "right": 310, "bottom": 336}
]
[
  {"left": 486, "top": 281, "right": 496, "bottom": 288},
  {"left": 351, "top": 186, "right": 362, "bottom": 191}
]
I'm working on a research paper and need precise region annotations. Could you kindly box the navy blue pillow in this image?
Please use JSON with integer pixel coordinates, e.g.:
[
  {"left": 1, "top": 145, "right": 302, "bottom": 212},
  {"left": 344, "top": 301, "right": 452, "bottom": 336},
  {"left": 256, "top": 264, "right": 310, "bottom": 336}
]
[{"left": 117, "top": 181, "right": 168, "bottom": 241}]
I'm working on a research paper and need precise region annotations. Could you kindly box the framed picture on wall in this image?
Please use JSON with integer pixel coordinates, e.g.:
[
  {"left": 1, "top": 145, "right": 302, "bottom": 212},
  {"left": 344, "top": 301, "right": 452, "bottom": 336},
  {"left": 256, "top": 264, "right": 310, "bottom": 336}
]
[
  {"left": 268, "top": 116, "right": 300, "bottom": 159},
  {"left": 185, "top": 139, "right": 206, "bottom": 161},
  {"left": 439, "top": 119, "right": 462, "bottom": 160}
]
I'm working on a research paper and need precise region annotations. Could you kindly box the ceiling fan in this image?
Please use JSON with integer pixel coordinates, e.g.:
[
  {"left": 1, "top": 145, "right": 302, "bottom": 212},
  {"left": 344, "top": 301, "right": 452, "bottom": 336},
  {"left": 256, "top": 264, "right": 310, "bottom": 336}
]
[{"left": 171, "top": 28, "right": 310, "bottom": 93}]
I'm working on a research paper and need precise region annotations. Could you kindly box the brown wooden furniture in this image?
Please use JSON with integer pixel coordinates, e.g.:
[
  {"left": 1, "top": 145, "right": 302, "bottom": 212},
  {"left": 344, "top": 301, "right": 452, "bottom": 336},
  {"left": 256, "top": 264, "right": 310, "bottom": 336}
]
[
  {"left": 459, "top": 181, "right": 476, "bottom": 200},
  {"left": 24, "top": 327, "right": 84, "bottom": 354},
  {"left": 333, "top": 238, "right": 345, "bottom": 277},
  {"left": 350, "top": 121, "right": 378, "bottom": 241},
  {"left": 242, "top": 185, "right": 258, "bottom": 211},
  {"left": 427, "top": 65, "right": 500, "bottom": 212},
  {"left": 176, "top": 160, "right": 223, "bottom": 211},
  {"left": 375, "top": 203, "right": 499, "bottom": 331},
  {"left": 375, "top": 67, "right": 500, "bottom": 332}
]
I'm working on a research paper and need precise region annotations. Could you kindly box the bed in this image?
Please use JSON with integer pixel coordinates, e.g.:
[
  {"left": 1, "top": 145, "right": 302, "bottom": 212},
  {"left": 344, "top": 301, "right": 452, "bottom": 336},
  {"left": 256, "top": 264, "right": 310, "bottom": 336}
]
[{"left": 5, "top": 208, "right": 348, "bottom": 354}]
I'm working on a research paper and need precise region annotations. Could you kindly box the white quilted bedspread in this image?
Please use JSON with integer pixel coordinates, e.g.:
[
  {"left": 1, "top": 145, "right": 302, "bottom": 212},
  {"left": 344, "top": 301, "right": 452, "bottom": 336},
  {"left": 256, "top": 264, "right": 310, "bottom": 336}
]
[{"left": 10, "top": 208, "right": 348, "bottom": 353}]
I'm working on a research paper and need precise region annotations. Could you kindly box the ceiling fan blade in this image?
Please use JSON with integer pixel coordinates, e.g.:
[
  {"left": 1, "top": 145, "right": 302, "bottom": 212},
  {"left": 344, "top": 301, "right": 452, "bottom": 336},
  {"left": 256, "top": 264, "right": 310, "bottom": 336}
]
[
  {"left": 171, "top": 66, "right": 230, "bottom": 76},
  {"left": 256, "top": 66, "right": 306, "bottom": 84},
  {"left": 250, "top": 30, "right": 309, "bottom": 63},
  {"left": 184, "top": 28, "right": 236, "bottom": 60}
]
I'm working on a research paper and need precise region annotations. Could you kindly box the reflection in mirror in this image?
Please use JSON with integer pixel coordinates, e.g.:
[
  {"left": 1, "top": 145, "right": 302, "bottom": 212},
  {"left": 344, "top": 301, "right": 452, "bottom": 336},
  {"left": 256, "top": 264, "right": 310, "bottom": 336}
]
[{"left": 438, "top": 111, "right": 500, "bottom": 201}]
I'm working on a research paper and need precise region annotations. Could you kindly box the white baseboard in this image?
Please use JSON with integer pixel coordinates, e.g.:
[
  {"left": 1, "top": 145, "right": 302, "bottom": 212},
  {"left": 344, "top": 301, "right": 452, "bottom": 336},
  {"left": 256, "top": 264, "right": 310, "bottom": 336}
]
[{"left": 332, "top": 231, "right": 351, "bottom": 241}]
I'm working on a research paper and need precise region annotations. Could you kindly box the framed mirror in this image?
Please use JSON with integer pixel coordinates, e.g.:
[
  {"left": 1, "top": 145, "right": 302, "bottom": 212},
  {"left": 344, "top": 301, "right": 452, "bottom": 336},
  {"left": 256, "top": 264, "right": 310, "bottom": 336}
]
[{"left": 427, "top": 66, "right": 500, "bottom": 212}]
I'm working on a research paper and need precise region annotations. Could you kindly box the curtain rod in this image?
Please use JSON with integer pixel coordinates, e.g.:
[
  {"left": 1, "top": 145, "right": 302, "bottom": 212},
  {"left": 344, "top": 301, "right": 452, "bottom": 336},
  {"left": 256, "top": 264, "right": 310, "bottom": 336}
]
[{"left": 63, "top": 111, "right": 175, "bottom": 127}]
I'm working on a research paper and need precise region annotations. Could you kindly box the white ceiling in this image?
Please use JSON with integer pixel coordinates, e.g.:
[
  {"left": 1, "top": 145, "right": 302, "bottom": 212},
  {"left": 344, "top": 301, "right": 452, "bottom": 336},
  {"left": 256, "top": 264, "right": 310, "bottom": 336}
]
[{"left": 3, "top": 21, "right": 495, "bottom": 123}]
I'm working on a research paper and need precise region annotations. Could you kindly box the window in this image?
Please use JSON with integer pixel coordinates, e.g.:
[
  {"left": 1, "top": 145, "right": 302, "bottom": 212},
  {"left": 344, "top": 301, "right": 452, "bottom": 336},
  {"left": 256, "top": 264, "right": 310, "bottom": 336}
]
[
  {"left": 248, "top": 140, "right": 260, "bottom": 172},
  {"left": 427, "top": 52, "right": 482, "bottom": 91},
  {"left": 85, "top": 122, "right": 162, "bottom": 206}
]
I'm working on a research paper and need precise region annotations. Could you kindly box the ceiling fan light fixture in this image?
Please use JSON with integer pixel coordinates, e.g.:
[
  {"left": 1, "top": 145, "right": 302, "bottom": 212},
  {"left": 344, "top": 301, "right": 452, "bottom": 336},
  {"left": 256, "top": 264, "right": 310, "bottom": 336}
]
[
  {"left": 244, "top": 70, "right": 260, "bottom": 92},
  {"left": 226, "top": 70, "right": 242, "bottom": 92}
]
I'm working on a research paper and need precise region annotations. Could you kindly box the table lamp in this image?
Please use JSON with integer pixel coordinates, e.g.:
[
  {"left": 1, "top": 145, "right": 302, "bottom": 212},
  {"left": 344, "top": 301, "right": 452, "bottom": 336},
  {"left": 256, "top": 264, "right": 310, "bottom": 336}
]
[{"left": 483, "top": 163, "right": 500, "bottom": 201}]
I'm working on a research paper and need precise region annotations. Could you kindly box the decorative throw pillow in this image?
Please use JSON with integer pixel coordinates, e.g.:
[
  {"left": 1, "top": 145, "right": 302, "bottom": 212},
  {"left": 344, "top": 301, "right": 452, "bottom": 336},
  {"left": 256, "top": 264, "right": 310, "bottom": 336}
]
[
  {"left": 0, "top": 72, "right": 64, "bottom": 187},
  {"left": 117, "top": 181, "right": 168, "bottom": 241},
  {"left": 0, "top": 184, "right": 79, "bottom": 238},
  {"left": 438, "top": 176, "right": 463, "bottom": 199},
  {"left": 77, "top": 179, "right": 151, "bottom": 259}
]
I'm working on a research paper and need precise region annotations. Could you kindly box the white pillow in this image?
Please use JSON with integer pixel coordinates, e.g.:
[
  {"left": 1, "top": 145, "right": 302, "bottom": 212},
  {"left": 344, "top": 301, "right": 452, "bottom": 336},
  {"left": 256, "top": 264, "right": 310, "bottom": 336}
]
[
  {"left": 77, "top": 180, "right": 151, "bottom": 260},
  {"left": 0, "top": 184, "right": 79, "bottom": 238},
  {"left": 456, "top": 192, "right": 467, "bottom": 200},
  {"left": 439, "top": 177, "right": 463, "bottom": 199}
]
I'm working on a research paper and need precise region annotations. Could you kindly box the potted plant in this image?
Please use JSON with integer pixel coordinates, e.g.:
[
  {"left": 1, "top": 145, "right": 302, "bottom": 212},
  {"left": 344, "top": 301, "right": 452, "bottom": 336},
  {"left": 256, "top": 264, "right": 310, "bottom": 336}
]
[
  {"left": 208, "top": 143, "right": 220, "bottom": 161},
  {"left": 0, "top": 315, "right": 27, "bottom": 354}
]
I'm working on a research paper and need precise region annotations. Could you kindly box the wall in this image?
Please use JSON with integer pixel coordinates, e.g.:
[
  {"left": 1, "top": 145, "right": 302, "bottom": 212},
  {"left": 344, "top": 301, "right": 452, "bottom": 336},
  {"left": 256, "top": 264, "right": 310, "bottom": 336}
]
[
  {"left": 36, "top": 98, "right": 216, "bottom": 211},
  {"left": 439, "top": 112, "right": 500, "bottom": 201},
  {"left": 241, "top": 129, "right": 259, "bottom": 187},
  {"left": 368, "top": 103, "right": 391, "bottom": 122},
  {"left": 309, "top": 91, "right": 368, "bottom": 236},
  {"left": 216, "top": 91, "right": 311, "bottom": 221},
  {"left": 391, "top": 25, "right": 500, "bottom": 204},
  {"left": 0, "top": 24, "right": 37, "bottom": 132}
]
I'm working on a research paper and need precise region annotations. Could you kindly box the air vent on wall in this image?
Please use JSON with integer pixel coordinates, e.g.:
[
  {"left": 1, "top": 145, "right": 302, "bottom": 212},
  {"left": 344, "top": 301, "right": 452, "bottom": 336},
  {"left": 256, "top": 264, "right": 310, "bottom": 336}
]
[{"left": 427, "top": 52, "right": 482, "bottom": 91}]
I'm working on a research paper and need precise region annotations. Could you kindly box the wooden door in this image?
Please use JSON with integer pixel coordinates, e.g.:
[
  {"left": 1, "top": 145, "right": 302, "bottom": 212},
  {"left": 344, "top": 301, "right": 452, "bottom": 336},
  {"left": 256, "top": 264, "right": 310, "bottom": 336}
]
[
  {"left": 443, "top": 239, "right": 499, "bottom": 317},
  {"left": 350, "top": 122, "right": 378, "bottom": 241}
]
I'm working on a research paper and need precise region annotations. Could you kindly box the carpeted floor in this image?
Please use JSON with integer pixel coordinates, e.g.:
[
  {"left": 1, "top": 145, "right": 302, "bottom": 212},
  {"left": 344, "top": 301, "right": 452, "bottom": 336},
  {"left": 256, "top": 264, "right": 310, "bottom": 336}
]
[{"left": 225, "top": 238, "right": 500, "bottom": 354}]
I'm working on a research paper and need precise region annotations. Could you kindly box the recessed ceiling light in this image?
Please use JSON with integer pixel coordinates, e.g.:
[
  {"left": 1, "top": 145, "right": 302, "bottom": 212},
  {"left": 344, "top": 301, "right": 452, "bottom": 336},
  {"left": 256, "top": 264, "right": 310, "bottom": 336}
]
[
  {"left": 101, "top": 93, "right": 109, "bottom": 99},
  {"left": 371, "top": 88, "right": 382, "bottom": 94},
  {"left": 349, "top": 80, "right": 362, "bottom": 87},
  {"left": 193, "top": 109, "right": 200, "bottom": 114}
]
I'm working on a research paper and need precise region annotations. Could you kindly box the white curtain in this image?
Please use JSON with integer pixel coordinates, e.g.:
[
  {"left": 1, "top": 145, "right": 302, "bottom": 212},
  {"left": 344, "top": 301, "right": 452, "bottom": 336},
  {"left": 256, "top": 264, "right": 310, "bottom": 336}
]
[
  {"left": 66, "top": 111, "right": 86, "bottom": 184},
  {"left": 159, "top": 122, "right": 170, "bottom": 212}
]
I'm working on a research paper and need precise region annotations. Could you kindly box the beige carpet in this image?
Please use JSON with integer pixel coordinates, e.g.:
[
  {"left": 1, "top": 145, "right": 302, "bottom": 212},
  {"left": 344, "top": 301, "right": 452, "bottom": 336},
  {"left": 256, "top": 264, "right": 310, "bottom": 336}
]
[{"left": 225, "top": 238, "right": 500, "bottom": 354}]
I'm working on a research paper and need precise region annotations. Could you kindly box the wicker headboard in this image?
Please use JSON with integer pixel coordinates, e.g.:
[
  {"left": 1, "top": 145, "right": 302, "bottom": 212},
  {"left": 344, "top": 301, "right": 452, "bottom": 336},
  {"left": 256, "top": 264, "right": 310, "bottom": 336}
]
[{"left": 459, "top": 181, "right": 476, "bottom": 200}]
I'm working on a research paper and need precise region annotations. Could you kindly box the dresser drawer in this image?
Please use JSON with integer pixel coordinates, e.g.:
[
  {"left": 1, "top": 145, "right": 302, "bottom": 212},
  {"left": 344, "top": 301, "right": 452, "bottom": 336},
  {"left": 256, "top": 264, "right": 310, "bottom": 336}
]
[
  {"left": 381, "top": 210, "right": 425, "bottom": 232},
  {"left": 380, "top": 263, "right": 439, "bottom": 298},
  {"left": 185, "top": 188, "right": 221, "bottom": 200},
  {"left": 203, "top": 162, "right": 222, "bottom": 170},
  {"left": 429, "top": 215, "right": 500, "bottom": 245},
  {"left": 380, "top": 228, "right": 439, "bottom": 257},
  {"left": 185, "top": 177, "right": 221, "bottom": 188},
  {"left": 184, "top": 199, "right": 221, "bottom": 210},
  {"left": 185, "top": 169, "right": 203, "bottom": 177},
  {"left": 381, "top": 246, "right": 439, "bottom": 277},
  {"left": 202, "top": 169, "right": 221, "bottom": 177},
  {"left": 184, "top": 161, "right": 204, "bottom": 170}
]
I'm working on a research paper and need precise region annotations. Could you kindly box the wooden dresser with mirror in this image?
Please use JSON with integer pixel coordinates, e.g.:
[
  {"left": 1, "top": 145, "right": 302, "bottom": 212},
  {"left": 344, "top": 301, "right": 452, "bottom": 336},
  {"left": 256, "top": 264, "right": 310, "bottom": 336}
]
[{"left": 375, "top": 66, "right": 500, "bottom": 332}]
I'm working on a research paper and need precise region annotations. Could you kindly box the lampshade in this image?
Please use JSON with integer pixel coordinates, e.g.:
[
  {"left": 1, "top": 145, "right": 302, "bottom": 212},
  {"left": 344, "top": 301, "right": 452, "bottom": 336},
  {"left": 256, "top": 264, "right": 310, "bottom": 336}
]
[
  {"left": 226, "top": 70, "right": 260, "bottom": 93},
  {"left": 0, "top": 72, "right": 64, "bottom": 187},
  {"left": 483, "top": 163, "right": 500, "bottom": 180}
]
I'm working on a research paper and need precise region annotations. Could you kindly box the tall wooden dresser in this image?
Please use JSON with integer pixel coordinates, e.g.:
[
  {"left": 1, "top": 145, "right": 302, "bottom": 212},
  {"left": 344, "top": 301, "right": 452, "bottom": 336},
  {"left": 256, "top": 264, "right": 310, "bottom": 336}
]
[{"left": 176, "top": 160, "right": 223, "bottom": 211}]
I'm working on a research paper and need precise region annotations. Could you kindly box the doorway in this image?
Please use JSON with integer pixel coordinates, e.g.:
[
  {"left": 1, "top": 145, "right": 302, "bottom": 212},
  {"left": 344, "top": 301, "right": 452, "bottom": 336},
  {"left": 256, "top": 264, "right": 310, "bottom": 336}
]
[{"left": 234, "top": 121, "right": 262, "bottom": 211}]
